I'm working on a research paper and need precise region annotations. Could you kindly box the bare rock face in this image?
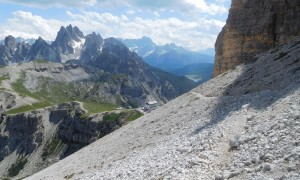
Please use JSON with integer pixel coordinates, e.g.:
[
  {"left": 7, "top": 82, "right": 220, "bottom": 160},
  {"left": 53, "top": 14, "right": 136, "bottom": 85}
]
[
  {"left": 0, "top": 36, "right": 30, "bottom": 65},
  {"left": 0, "top": 113, "right": 43, "bottom": 161},
  {"left": 213, "top": 0, "right": 300, "bottom": 76},
  {"left": 0, "top": 101, "right": 141, "bottom": 178}
]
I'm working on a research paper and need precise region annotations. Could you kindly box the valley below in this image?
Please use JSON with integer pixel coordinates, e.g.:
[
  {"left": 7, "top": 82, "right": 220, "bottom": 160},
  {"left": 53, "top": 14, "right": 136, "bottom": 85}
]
[{"left": 0, "top": 25, "right": 197, "bottom": 179}]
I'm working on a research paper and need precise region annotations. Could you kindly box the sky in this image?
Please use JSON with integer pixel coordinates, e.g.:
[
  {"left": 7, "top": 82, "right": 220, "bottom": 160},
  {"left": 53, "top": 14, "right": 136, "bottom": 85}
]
[{"left": 0, "top": 0, "right": 231, "bottom": 51}]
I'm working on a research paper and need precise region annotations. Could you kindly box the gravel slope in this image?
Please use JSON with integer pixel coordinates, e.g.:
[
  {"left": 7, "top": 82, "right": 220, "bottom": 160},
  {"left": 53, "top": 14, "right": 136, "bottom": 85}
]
[{"left": 27, "top": 38, "right": 300, "bottom": 180}]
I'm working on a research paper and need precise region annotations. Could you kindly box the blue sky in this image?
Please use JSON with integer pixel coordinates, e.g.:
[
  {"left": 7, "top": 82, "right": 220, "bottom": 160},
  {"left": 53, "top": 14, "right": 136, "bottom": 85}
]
[{"left": 0, "top": 0, "right": 231, "bottom": 51}]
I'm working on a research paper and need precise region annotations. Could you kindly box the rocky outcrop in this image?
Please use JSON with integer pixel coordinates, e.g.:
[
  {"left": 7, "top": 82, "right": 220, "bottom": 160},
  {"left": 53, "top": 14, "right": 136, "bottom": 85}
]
[
  {"left": 0, "top": 101, "right": 142, "bottom": 178},
  {"left": 0, "top": 36, "right": 30, "bottom": 65},
  {"left": 0, "top": 91, "right": 16, "bottom": 111},
  {"left": 214, "top": 0, "right": 300, "bottom": 76},
  {"left": 0, "top": 112, "right": 43, "bottom": 161}
]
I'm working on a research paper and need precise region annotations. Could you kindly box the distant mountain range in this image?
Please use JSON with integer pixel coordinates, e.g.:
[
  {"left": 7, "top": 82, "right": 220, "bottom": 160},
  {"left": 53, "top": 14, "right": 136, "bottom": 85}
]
[
  {"left": 1, "top": 31, "right": 214, "bottom": 84},
  {"left": 122, "top": 36, "right": 214, "bottom": 82},
  {"left": 0, "top": 25, "right": 196, "bottom": 107},
  {"left": 0, "top": 37, "right": 37, "bottom": 45},
  {"left": 122, "top": 36, "right": 214, "bottom": 71}
]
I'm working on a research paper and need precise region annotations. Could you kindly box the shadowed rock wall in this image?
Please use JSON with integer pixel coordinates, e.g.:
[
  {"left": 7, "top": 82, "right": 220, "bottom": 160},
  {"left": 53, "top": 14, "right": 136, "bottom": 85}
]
[{"left": 214, "top": 0, "right": 300, "bottom": 76}]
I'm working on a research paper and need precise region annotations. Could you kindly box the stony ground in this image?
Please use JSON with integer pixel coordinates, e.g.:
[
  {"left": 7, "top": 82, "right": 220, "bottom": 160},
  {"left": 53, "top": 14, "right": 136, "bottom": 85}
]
[{"left": 27, "top": 38, "right": 300, "bottom": 180}]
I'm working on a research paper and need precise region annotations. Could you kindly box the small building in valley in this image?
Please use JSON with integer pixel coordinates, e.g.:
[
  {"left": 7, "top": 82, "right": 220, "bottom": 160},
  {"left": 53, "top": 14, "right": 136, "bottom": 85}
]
[{"left": 144, "top": 101, "right": 159, "bottom": 112}]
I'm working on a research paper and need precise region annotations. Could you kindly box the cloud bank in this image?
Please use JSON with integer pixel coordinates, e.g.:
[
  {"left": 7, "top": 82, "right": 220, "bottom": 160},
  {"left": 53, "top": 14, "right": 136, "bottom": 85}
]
[
  {"left": 0, "top": 0, "right": 230, "bottom": 51},
  {"left": 0, "top": 0, "right": 228, "bottom": 15},
  {"left": 0, "top": 10, "right": 225, "bottom": 51}
]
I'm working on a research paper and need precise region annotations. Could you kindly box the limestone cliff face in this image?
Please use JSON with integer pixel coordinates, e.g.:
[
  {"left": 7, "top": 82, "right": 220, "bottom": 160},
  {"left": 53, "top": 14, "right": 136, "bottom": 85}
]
[{"left": 214, "top": 0, "right": 300, "bottom": 76}]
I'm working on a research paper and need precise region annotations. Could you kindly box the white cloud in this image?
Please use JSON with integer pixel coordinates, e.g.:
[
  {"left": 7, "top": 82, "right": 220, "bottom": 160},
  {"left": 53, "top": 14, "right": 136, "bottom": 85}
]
[
  {"left": 216, "top": 0, "right": 230, "bottom": 3},
  {"left": 0, "top": 11, "right": 62, "bottom": 40},
  {"left": 0, "top": 0, "right": 93, "bottom": 8},
  {"left": 0, "top": 10, "right": 225, "bottom": 51},
  {"left": 183, "top": 0, "right": 227, "bottom": 15},
  {"left": 0, "top": 0, "right": 229, "bottom": 15},
  {"left": 126, "top": 10, "right": 136, "bottom": 15},
  {"left": 65, "top": 11, "right": 225, "bottom": 50}
]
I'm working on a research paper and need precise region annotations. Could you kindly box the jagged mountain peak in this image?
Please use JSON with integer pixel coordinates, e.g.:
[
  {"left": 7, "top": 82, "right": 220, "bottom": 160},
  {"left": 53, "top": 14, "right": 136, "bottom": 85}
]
[
  {"left": 66, "top": 24, "right": 73, "bottom": 29},
  {"left": 105, "top": 37, "right": 127, "bottom": 47},
  {"left": 86, "top": 32, "right": 103, "bottom": 43},
  {"left": 80, "top": 32, "right": 104, "bottom": 62},
  {"left": 0, "top": 35, "right": 31, "bottom": 65},
  {"left": 27, "top": 36, "right": 58, "bottom": 62},
  {"left": 140, "top": 36, "right": 154, "bottom": 43},
  {"left": 51, "top": 25, "right": 85, "bottom": 62},
  {"left": 4, "top": 35, "right": 16, "bottom": 45},
  {"left": 66, "top": 24, "right": 84, "bottom": 41},
  {"left": 36, "top": 36, "right": 46, "bottom": 42},
  {"left": 33, "top": 36, "right": 51, "bottom": 48},
  {"left": 101, "top": 37, "right": 132, "bottom": 59},
  {"left": 53, "top": 25, "right": 84, "bottom": 44},
  {"left": 4, "top": 35, "right": 17, "bottom": 51}
]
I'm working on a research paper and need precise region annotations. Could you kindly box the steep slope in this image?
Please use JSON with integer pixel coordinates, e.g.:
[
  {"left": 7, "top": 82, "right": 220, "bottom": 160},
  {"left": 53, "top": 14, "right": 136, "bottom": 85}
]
[
  {"left": 27, "top": 36, "right": 300, "bottom": 180},
  {"left": 214, "top": 0, "right": 300, "bottom": 76}
]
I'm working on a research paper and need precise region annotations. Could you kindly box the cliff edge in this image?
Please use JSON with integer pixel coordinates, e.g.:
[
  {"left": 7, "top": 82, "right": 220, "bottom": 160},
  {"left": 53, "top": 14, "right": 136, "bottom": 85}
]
[{"left": 214, "top": 0, "right": 300, "bottom": 76}]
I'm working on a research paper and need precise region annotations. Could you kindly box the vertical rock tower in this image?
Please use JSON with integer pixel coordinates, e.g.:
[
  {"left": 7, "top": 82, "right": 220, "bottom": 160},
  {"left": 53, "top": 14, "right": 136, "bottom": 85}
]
[{"left": 213, "top": 0, "right": 300, "bottom": 77}]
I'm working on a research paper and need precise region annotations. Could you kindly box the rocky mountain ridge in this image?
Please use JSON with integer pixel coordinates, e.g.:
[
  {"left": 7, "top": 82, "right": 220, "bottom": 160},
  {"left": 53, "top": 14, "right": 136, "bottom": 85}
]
[
  {"left": 0, "top": 25, "right": 99, "bottom": 65},
  {"left": 214, "top": 0, "right": 300, "bottom": 76},
  {"left": 0, "top": 25, "right": 196, "bottom": 107},
  {"left": 0, "top": 37, "right": 36, "bottom": 45}
]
